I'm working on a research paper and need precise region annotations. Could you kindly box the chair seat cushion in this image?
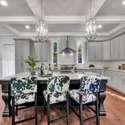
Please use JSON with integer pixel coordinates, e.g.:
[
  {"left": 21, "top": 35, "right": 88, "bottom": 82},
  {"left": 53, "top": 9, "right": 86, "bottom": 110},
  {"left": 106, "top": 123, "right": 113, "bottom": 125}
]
[
  {"left": 69, "top": 89, "right": 96, "bottom": 104},
  {"left": 15, "top": 93, "right": 35, "bottom": 105},
  {"left": 43, "top": 90, "right": 67, "bottom": 104}
]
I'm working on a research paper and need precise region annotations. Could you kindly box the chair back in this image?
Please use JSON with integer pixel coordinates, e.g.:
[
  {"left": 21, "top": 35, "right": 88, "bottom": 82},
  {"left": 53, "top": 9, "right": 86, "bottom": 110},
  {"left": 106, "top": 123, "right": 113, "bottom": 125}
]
[
  {"left": 80, "top": 75, "right": 101, "bottom": 94},
  {"left": 47, "top": 76, "right": 70, "bottom": 94},
  {"left": 11, "top": 77, "right": 37, "bottom": 103}
]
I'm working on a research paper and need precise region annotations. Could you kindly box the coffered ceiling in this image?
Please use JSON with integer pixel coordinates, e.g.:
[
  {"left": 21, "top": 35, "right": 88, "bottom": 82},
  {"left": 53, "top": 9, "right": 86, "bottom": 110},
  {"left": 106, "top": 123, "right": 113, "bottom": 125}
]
[{"left": 0, "top": 0, "right": 125, "bottom": 39}]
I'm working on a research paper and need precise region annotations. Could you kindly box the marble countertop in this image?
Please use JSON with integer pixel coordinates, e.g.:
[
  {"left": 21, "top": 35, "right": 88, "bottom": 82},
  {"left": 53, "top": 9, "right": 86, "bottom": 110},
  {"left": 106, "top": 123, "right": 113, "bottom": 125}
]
[{"left": 0, "top": 72, "right": 109, "bottom": 81}]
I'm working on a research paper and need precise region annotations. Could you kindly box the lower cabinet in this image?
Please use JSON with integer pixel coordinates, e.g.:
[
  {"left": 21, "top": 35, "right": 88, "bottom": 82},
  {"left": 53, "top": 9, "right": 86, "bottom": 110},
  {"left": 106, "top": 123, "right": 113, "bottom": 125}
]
[{"left": 104, "top": 70, "right": 125, "bottom": 94}]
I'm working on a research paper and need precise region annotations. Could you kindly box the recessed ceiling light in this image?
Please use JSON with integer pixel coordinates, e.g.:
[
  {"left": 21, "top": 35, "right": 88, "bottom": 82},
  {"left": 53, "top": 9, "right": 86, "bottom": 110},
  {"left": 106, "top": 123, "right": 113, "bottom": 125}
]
[
  {"left": 122, "top": 0, "right": 125, "bottom": 5},
  {"left": 25, "top": 25, "right": 30, "bottom": 29},
  {"left": 97, "top": 25, "right": 102, "bottom": 29},
  {"left": 0, "top": 0, "right": 8, "bottom": 7}
]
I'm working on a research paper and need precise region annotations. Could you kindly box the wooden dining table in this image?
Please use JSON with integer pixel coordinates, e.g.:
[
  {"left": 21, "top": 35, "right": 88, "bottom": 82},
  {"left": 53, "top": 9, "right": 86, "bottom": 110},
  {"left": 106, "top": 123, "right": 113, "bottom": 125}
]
[{"left": 0, "top": 72, "right": 108, "bottom": 116}]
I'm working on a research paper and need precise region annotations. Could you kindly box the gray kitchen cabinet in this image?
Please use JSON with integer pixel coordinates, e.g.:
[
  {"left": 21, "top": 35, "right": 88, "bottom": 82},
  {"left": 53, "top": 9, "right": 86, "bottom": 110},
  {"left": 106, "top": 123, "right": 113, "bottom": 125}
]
[
  {"left": 15, "top": 39, "right": 34, "bottom": 74},
  {"left": 110, "top": 37, "right": 120, "bottom": 60},
  {"left": 87, "top": 42, "right": 96, "bottom": 61},
  {"left": 102, "top": 41, "right": 111, "bottom": 60},
  {"left": 119, "top": 34, "right": 125, "bottom": 60}
]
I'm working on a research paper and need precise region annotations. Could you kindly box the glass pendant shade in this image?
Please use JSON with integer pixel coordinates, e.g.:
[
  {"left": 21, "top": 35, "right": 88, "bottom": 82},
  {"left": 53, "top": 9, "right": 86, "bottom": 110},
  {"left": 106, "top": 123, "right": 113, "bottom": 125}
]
[{"left": 85, "top": 18, "right": 97, "bottom": 40}]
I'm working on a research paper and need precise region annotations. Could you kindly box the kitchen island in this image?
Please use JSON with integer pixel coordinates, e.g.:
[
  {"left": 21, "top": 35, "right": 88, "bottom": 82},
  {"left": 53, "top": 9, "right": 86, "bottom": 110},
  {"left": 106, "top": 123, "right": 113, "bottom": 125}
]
[{"left": 0, "top": 72, "right": 108, "bottom": 116}]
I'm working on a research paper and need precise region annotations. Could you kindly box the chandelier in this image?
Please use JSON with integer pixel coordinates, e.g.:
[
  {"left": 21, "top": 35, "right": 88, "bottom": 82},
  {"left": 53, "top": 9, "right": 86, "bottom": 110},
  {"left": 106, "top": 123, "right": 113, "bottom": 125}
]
[
  {"left": 85, "top": 0, "right": 97, "bottom": 40},
  {"left": 35, "top": 19, "right": 48, "bottom": 42},
  {"left": 85, "top": 17, "right": 97, "bottom": 40},
  {"left": 35, "top": 0, "right": 48, "bottom": 42}
]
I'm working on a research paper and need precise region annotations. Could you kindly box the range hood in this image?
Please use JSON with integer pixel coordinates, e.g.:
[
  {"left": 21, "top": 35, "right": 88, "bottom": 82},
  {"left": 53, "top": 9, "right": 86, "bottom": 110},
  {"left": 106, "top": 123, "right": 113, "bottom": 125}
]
[{"left": 60, "top": 36, "right": 75, "bottom": 55}]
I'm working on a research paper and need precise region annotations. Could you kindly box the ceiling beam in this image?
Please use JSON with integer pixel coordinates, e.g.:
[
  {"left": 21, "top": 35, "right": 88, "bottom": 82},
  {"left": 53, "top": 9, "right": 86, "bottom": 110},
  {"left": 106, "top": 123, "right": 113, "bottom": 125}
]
[
  {"left": 109, "top": 24, "right": 125, "bottom": 36},
  {"left": 19, "top": 32, "right": 109, "bottom": 37},
  {"left": 26, "top": 0, "right": 42, "bottom": 19},
  {"left": 97, "top": 16, "right": 125, "bottom": 23},
  {"left": 45, "top": 16, "right": 85, "bottom": 24},
  {"left": 0, "top": 16, "right": 125, "bottom": 24},
  {"left": 3, "top": 24, "right": 20, "bottom": 35},
  {"left": 92, "top": 0, "right": 107, "bottom": 17},
  {"left": 0, "top": 16, "right": 37, "bottom": 24}
]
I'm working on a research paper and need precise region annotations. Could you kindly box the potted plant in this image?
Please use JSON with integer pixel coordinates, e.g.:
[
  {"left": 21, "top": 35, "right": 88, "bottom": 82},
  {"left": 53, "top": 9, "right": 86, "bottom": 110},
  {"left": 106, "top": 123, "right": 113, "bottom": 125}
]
[{"left": 25, "top": 56, "right": 38, "bottom": 76}]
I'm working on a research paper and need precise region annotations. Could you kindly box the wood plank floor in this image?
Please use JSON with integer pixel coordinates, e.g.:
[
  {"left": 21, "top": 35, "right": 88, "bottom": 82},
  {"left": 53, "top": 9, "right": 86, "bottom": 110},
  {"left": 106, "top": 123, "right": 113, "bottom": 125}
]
[{"left": 3, "top": 88, "right": 125, "bottom": 125}]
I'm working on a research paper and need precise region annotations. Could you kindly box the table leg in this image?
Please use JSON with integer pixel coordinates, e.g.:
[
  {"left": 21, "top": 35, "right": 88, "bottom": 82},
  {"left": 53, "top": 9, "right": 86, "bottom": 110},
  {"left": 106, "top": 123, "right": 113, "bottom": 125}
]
[{"left": 99, "top": 92, "right": 106, "bottom": 116}]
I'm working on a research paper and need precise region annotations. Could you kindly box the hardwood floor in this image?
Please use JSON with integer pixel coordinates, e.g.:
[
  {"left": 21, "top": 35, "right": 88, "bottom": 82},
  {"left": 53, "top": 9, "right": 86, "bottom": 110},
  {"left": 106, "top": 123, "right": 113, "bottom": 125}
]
[{"left": 3, "top": 88, "right": 125, "bottom": 125}]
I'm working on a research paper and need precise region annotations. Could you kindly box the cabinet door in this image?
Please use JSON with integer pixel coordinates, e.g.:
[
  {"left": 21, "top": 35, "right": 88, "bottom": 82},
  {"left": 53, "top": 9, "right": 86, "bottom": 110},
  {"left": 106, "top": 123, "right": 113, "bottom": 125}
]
[
  {"left": 120, "top": 34, "right": 125, "bottom": 60},
  {"left": 111, "top": 37, "right": 120, "bottom": 60},
  {"left": 103, "top": 41, "right": 111, "bottom": 60},
  {"left": 87, "top": 42, "right": 96, "bottom": 61},
  {"left": 95, "top": 42, "right": 103, "bottom": 60},
  {"left": 15, "top": 40, "right": 30, "bottom": 73}
]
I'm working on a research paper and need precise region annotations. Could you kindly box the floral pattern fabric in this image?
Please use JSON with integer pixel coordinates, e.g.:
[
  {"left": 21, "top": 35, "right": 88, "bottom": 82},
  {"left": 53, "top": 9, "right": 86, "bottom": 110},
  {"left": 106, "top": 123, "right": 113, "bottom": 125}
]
[
  {"left": 11, "top": 77, "right": 37, "bottom": 105},
  {"left": 70, "top": 75, "right": 101, "bottom": 104},
  {"left": 43, "top": 76, "right": 70, "bottom": 104}
]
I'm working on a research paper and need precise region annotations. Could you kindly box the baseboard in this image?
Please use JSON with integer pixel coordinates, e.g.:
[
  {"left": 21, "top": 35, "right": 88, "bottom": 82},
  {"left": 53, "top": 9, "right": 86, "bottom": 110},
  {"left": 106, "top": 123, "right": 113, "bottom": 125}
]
[{"left": 107, "top": 85, "right": 125, "bottom": 96}]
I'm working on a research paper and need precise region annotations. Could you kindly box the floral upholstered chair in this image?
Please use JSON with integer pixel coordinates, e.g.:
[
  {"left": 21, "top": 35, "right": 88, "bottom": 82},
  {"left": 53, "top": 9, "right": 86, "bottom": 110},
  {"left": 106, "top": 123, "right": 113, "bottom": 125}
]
[
  {"left": 11, "top": 77, "right": 37, "bottom": 125},
  {"left": 43, "top": 76, "right": 70, "bottom": 125},
  {"left": 69, "top": 75, "right": 101, "bottom": 125}
]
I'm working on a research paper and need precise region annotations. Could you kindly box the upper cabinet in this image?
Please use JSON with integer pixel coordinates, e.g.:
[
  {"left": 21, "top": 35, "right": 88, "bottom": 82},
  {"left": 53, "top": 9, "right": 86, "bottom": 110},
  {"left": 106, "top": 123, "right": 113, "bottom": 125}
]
[
  {"left": 87, "top": 42, "right": 96, "bottom": 61},
  {"left": 119, "top": 34, "right": 125, "bottom": 60},
  {"left": 110, "top": 37, "right": 120, "bottom": 60},
  {"left": 102, "top": 41, "right": 111, "bottom": 60},
  {"left": 87, "top": 34, "right": 125, "bottom": 61},
  {"left": 87, "top": 42, "right": 103, "bottom": 61}
]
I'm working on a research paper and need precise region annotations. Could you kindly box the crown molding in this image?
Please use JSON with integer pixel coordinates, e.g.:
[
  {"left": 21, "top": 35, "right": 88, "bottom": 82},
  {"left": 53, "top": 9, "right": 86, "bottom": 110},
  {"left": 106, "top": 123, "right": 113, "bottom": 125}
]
[
  {"left": 0, "top": 16, "right": 37, "bottom": 24},
  {"left": 26, "top": 0, "right": 42, "bottom": 19}
]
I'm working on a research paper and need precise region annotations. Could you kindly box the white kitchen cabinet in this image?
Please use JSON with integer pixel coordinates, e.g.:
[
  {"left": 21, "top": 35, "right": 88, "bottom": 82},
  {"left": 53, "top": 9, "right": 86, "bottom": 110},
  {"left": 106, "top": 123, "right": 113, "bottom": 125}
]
[
  {"left": 34, "top": 42, "right": 49, "bottom": 62},
  {"left": 95, "top": 42, "right": 103, "bottom": 60},
  {"left": 87, "top": 42, "right": 103, "bottom": 61},
  {"left": 119, "top": 34, "right": 125, "bottom": 60},
  {"left": 105, "top": 70, "right": 125, "bottom": 94},
  {"left": 102, "top": 41, "right": 111, "bottom": 60},
  {"left": 110, "top": 37, "right": 120, "bottom": 60}
]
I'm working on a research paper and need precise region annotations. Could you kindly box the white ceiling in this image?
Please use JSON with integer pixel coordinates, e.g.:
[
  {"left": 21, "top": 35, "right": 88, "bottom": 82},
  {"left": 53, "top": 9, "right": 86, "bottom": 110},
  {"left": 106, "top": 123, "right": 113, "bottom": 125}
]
[
  {"left": 0, "top": 0, "right": 33, "bottom": 16},
  {"left": 44, "top": 0, "right": 89, "bottom": 16},
  {"left": 0, "top": 0, "right": 125, "bottom": 39},
  {"left": 97, "top": 0, "right": 125, "bottom": 16}
]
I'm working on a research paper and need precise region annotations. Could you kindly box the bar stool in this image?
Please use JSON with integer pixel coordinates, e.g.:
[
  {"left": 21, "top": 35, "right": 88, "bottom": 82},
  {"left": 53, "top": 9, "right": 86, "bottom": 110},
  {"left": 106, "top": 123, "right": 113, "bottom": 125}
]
[
  {"left": 43, "top": 76, "right": 70, "bottom": 125},
  {"left": 69, "top": 75, "right": 101, "bottom": 125},
  {"left": 11, "top": 77, "right": 37, "bottom": 125}
]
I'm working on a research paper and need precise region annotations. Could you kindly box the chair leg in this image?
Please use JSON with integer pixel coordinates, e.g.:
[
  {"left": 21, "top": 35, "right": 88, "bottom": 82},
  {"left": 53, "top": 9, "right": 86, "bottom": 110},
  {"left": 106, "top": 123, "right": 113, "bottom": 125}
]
[
  {"left": 79, "top": 95, "right": 83, "bottom": 125},
  {"left": 35, "top": 93, "right": 38, "bottom": 125},
  {"left": 47, "top": 95, "right": 50, "bottom": 125},
  {"left": 96, "top": 99, "right": 100, "bottom": 125},
  {"left": 15, "top": 106, "right": 18, "bottom": 116},
  {"left": 66, "top": 93, "right": 70, "bottom": 125},
  {"left": 12, "top": 96, "right": 15, "bottom": 125}
]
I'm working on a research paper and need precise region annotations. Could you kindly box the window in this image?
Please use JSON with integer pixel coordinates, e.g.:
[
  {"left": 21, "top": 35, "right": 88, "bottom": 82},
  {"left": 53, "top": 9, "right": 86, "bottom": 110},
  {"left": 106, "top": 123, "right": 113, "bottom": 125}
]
[
  {"left": 78, "top": 45, "right": 82, "bottom": 63},
  {"left": 53, "top": 42, "right": 58, "bottom": 64},
  {"left": 51, "top": 41, "right": 59, "bottom": 64},
  {"left": 77, "top": 42, "right": 84, "bottom": 64}
]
